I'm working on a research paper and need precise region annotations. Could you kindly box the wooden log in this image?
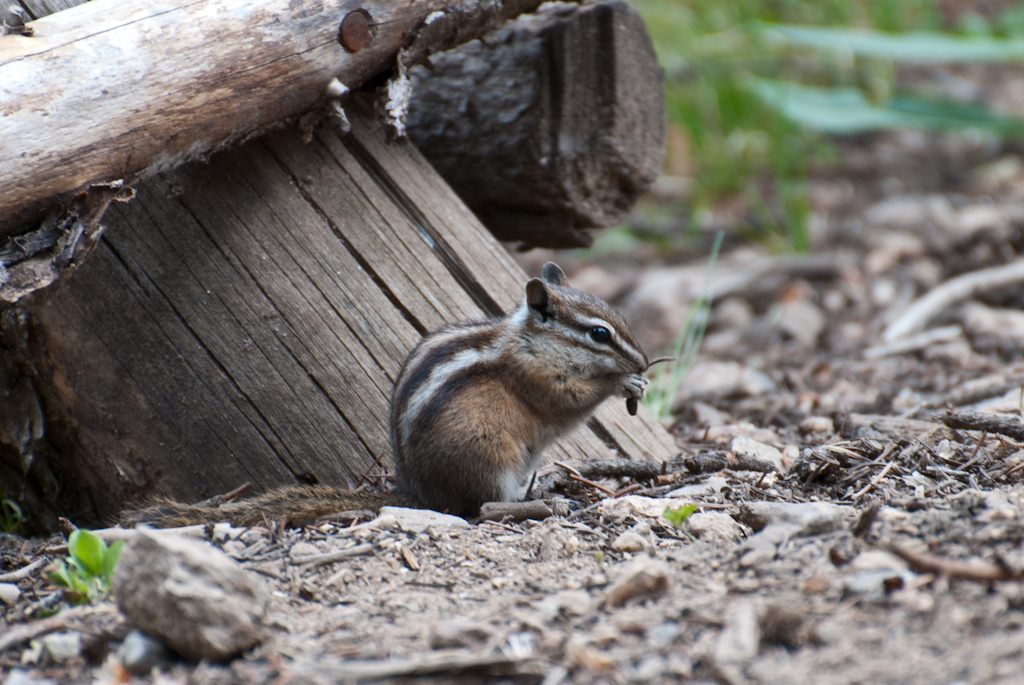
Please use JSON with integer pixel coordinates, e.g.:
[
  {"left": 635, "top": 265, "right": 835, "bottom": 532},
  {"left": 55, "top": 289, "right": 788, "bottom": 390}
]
[
  {"left": 0, "top": 0, "right": 548, "bottom": 238},
  {"left": 2, "top": 104, "right": 676, "bottom": 530},
  {"left": 406, "top": 0, "right": 665, "bottom": 248}
]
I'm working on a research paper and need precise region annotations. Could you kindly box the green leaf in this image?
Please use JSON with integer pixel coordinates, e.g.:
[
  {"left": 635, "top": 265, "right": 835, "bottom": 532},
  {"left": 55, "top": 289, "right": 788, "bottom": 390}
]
[
  {"left": 48, "top": 559, "right": 90, "bottom": 603},
  {"left": 68, "top": 529, "right": 107, "bottom": 578},
  {"left": 762, "top": 23, "right": 1024, "bottom": 62},
  {"left": 663, "top": 503, "right": 699, "bottom": 529},
  {"left": 750, "top": 78, "right": 1024, "bottom": 134},
  {"left": 101, "top": 540, "right": 124, "bottom": 580}
]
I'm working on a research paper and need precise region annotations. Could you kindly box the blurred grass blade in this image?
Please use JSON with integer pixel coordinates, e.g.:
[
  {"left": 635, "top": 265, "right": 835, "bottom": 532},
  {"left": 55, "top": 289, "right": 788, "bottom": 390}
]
[
  {"left": 751, "top": 78, "right": 1024, "bottom": 134},
  {"left": 762, "top": 23, "right": 1024, "bottom": 62},
  {"left": 643, "top": 230, "right": 725, "bottom": 421}
]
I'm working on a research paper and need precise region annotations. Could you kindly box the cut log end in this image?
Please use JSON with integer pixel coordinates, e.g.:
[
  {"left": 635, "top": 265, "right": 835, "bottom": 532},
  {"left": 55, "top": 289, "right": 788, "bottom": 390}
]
[{"left": 407, "top": 0, "right": 665, "bottom": 249}]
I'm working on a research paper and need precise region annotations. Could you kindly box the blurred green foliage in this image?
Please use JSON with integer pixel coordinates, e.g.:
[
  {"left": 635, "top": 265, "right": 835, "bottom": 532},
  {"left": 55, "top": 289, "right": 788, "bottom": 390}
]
[{"left": 630, "top": 0, "right": 1024, "bottom": 251}]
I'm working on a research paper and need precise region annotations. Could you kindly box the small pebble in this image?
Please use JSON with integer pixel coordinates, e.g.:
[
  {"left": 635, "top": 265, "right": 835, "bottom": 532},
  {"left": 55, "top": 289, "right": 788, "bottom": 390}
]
[
  {"left": 40, "top": 632, "right": 81, "bottom": 664},
  {"left": 602, "top": 556, "right": 671, "bottom": 608},
  {"left": 118, "top": 630, "right": 173, "bottom": 675},
  {"left": 611, "top": 531, "right": 648, "bottom": 553},
  {"left": 0, "top": 582, "right": 22, "bottom": 605}
]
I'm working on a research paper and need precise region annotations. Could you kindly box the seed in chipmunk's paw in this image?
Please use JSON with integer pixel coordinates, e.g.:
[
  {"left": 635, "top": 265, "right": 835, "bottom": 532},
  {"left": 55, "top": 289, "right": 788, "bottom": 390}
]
[{"left": 627, "top": 398, "right": 638, "bottom": 416}]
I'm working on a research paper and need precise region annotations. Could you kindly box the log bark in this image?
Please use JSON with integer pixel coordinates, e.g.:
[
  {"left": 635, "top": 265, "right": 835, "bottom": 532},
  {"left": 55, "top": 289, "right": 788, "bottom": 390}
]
[
  {"left": 0, "top": 0, "right": 548, "bottom": 238},
  {"left": 1, "top": 104, "right": 677, "bottom": 531},
  {"left": 407, "top": 0, "right": 665, "bottom": 248}
]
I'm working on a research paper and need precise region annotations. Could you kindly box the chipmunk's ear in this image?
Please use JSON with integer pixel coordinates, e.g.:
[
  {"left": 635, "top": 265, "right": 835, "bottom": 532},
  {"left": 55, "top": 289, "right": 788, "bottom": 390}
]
[
  {"left": 526, "top": 278, "right": 555, "bottom": 323},
  {"left": 541, "top": 262, "right": 568, "bottom": 286}
]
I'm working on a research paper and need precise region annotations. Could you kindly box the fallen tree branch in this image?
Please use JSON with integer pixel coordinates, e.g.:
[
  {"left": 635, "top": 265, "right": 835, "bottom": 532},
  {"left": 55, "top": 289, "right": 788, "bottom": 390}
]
[
  {"left": 862, "top": 325, "right": 963, "bottom": 360},
  {"left": 288, "top": 652, "right": 537, "bottom": 680},
  {"left": 883, "top": 260, "right": 1024, "bottom": 342},
  {"left": 884, "top": 541, "right": 1023, "bottom": 582},
  {"left": 938, "top": 409, "right": 1024, "bottom": 443},
  {"left": 475, "top": 500, "right": 553, "bottom": 523}
]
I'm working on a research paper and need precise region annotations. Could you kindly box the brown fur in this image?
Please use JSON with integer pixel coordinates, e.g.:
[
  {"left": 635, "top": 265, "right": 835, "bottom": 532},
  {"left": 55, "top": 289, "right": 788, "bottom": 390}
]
[{"left": 123, "top": 487, "right": 406, "bottom": 528}]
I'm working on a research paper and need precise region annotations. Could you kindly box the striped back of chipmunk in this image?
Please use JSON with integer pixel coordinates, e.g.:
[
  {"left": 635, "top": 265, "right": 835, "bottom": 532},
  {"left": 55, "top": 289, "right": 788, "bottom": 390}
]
[{"left": 390, "top": 319, "right": 505, "bottom": 458}]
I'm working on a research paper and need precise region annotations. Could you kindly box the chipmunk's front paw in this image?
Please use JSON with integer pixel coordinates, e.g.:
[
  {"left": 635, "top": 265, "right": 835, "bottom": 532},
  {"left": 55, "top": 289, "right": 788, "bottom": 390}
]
[
  {"left": 618, "top": 373, "right": 648, "bottom": 416},
  {"left": 618, "top": 373, "right": 649, "bottom": 400}
]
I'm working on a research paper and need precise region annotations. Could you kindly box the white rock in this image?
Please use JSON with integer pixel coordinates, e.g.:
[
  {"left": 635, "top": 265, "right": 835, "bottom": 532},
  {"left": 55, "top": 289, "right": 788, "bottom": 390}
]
[
  {"left": 799, "top": 416, "right": 834, "bottom": 434},
  {"left": 611, "top": 531, "right": 648, "bottom": 553},
  {"left": 118, "top": 630, "right": 173, "bottom": 675},
  {"left": 377, "top": 506, "right": 470, "bottom": 533},
  {"left": 687, "top": 512, "right": 745, "bottom": 544},
  {"left": 732, "top": 436, "right": 786, "bottom": 473},
  {"left": 666, "top": 475, "right": 729, "bottom": 498},
  {"left": 40, "top": 632, "right": 81, "bottom": 664},
  {"left": 710, "top": 297, "right": 754, "bottom": 330},
  {"left": 212, "top": 523, "right": 244, "bottom": 543},
  {"left": 777, "top": 299, "right": 825, "bottom": 347},
  {"left": 288, "top": 541, "right": 321, "bottom": 561},
  {"left": 0, "top": 582, "right": 22, "bottom": 605},
  {"left": 597, "top": 495, "right": 694, "bottom": 523}
]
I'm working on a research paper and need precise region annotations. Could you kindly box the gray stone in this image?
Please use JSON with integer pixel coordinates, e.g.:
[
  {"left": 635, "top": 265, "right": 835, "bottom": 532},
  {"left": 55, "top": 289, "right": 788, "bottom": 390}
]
[
  {"left": 113, "top": 528, "right": 269, "bottom": 662},
  {"left": 40, "top": 631, "right": 81, "bottom": 664},
  {"left": 118, "top": 630, "right": 174, "bottom": 675},
  {"left": 536, "top": 590, "right": 592, "bottom": 623},
  {"left": 736, "top": 502, "right": 849, "bottom": 568},
  {"left": 602, "top": 556, "right": 671, "bottom": 608},
  {"left": 732, "top": 436, "right": 786, "bottom": 473}
]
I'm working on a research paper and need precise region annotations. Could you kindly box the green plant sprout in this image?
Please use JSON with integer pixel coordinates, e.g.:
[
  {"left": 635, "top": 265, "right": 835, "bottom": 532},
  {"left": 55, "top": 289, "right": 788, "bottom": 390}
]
[
  {"left": 1, "top": 498, "right": 25, "bottom": 535},
  {"left": 643, "top": 230, "right": 724, "bottom": 421},
  {"left": 48, "top": 529, "right": 124, "bottom": 605},
  {"left": 663, "top": 503, "right": 699, "bottom": 529}
]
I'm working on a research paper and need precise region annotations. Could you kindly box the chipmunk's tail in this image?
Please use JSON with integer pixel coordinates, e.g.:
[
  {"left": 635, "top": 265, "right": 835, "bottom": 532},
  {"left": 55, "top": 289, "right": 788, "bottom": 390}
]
[{"left": 120, "top": 485, "right": 409, "bottom": 528}]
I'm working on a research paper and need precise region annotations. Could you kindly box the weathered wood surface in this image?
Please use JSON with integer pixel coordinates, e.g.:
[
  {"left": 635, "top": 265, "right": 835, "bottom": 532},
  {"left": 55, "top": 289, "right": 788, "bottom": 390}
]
[
  {"left": 0, "top": 0, "right": 548, "bottom": 237},
  {"left": 407, "top": 0, "right": 665, "bottom": 248},
  {"left": 5, "top": 106, "right": 676, "bottom": 528}
]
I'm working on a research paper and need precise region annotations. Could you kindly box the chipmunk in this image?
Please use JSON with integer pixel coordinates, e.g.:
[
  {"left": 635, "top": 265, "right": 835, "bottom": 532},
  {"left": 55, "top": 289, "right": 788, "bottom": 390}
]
[{"left": 124, "top": 263, "right": 649, "bottom": 527}]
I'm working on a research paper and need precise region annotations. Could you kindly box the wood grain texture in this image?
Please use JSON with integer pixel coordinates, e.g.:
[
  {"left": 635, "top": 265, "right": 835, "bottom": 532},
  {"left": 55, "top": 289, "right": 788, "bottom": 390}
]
[
  {"left": 0, "top": 0, "right": 448, "bottom": 231},
  {"left": 13, "top": 107, "right": 675, "bottom": 525}
]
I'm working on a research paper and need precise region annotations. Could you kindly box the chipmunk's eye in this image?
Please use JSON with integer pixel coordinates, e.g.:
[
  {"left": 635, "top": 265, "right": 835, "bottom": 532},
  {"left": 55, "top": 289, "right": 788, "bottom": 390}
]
[{"left": 589, "top": 326, "right": 611, "bottom": 343}]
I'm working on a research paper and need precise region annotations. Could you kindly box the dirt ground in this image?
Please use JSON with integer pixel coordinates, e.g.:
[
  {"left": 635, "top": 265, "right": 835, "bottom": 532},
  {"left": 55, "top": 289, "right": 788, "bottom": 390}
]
[{"left": 6, "top": 125, "right": 1024, "bottom": 683}]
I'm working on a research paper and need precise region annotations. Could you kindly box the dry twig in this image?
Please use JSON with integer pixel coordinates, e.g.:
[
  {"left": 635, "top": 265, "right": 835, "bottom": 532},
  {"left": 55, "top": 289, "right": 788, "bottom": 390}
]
[
  {"left": 884, "top": 542, "right": 1024, "bottom": 582},
  {"left": 0, "top": 558, "right": 46, "bottom": 583},
  {"left": 939, "top": 409, "right": 1024, "bottom": 443},
  {"left": 883, "top": 260, "right": 1024, "bottom": 341}
]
